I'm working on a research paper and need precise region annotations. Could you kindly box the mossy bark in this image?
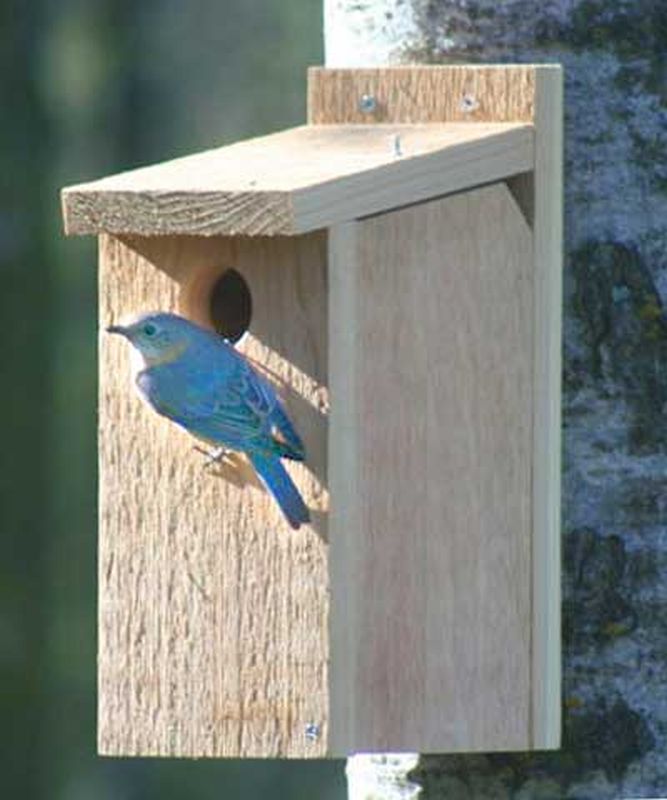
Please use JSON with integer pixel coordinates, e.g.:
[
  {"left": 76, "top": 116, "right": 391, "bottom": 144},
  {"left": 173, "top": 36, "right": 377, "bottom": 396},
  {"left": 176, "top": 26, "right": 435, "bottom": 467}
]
[{"left": 326, "top": 1, "right": 667, "bottom": 797}]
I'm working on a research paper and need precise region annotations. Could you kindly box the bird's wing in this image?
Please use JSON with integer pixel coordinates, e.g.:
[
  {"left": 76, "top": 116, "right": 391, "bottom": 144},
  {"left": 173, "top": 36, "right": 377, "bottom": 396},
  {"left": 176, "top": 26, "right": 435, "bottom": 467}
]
[
  {"left": 144, "top": 349, "right": 301, "bottom": 458},
  {"left": 184, "top": 362, "right": 280, "bottom": 452},
  {"left": 207, "top": 364, "right": 306, "bottom": 460}
]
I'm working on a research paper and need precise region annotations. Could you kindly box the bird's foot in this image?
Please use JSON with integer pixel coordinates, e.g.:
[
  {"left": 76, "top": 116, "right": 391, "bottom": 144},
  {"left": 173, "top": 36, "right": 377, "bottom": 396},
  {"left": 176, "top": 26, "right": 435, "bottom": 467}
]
[{"left": 193, "top": 445, "right": 232, "bottom": 468}]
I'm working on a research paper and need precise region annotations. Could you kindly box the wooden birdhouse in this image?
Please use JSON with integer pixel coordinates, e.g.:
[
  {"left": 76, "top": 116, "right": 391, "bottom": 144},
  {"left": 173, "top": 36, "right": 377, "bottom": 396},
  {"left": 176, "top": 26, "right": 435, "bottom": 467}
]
[{"left": 61, "top": 65, "right": 562, "bottom": 758}]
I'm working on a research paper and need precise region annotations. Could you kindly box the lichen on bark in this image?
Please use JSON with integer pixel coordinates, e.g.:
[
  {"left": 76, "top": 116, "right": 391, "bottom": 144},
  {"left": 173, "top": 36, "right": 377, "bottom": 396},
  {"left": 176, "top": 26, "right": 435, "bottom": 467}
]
[{"left": 326, "top": 0, "right": 667, "bottom": 797}]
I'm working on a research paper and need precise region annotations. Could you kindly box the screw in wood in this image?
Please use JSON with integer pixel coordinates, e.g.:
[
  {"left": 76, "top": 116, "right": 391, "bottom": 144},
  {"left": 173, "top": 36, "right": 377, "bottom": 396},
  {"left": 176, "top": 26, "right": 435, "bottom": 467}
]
[
  {"left": 358, "top": 94, "right": 377, "bottom": 114},
  {"left": 460, "top": 94, "right": 479, "bottom": 113},
  {"left": 304, "top": 722, "right": 321, "bottom": 741}
]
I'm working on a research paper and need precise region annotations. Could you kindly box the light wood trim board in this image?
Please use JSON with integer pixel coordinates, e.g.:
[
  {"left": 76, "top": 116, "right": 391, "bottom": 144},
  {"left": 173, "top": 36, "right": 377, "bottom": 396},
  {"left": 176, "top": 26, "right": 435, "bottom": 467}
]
[{"left": 530, "top": 66, "right": 563, "bottom": 750}]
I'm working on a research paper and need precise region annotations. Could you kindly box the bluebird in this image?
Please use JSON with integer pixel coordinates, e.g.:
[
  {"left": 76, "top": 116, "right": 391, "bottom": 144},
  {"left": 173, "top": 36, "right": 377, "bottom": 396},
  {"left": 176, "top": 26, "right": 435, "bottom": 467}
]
[{"left": 107, "top": 312, "right": 310, "bottom": 529}]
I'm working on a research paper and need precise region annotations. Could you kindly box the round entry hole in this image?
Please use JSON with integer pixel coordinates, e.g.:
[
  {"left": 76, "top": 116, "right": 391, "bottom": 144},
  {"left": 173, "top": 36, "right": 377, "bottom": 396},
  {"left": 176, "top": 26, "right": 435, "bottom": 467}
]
[{"left": 209, "top": 269, "right": 252, "bottom": 343}]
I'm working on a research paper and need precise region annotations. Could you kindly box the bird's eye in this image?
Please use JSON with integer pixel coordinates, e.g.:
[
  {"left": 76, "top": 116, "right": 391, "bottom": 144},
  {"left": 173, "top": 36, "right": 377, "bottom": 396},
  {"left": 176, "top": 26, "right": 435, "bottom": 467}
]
[{"left": 143, "top": 323, "right": 157, "bottom": 337}]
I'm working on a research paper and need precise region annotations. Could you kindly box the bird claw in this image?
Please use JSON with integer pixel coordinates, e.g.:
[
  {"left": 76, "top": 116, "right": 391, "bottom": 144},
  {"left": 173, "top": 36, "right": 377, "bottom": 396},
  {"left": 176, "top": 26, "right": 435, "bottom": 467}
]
[{"left": 193, "top": 445, "right": 232, "bottom": 468}]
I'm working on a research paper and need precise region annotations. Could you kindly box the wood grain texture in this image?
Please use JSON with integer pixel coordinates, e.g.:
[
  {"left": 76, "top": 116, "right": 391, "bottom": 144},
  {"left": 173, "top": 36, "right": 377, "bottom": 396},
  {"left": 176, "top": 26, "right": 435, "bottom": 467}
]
[
  {"left": 530, "top": 67, "right": 563, "bottom": 750},
  {"left": 329, "top": 183, "right": 534, "bottom": 754},
  {"left": 319, "top": 64, "right": 562, "bottom": 752},
  {"left": 61, "top": 123, "right": 533, "bottom": 237},
  {"left": 98, "top": 232, "right": 329, "bottom": 757},
  {"left": 88, "top": 65, "right": 560, "bottom": 758},
  {"left": 308, "top": 65, "right": 536, "bottom": 124}
]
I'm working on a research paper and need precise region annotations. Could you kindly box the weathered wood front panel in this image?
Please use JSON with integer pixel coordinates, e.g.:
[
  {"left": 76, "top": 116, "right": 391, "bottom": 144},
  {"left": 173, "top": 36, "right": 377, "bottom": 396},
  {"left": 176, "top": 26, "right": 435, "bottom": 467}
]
[{"left": 98, "top": 233, "right": 329, "bottom": 757}]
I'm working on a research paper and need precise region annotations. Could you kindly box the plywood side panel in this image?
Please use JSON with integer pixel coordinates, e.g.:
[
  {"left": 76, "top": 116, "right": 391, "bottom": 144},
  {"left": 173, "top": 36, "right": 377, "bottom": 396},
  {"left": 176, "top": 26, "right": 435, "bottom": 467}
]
[
  {"left": 329, "top": 183, "right": 534, "bottom": 753},
  {"left": 98, "top": 232, "right": 329, "bottom": 758}
]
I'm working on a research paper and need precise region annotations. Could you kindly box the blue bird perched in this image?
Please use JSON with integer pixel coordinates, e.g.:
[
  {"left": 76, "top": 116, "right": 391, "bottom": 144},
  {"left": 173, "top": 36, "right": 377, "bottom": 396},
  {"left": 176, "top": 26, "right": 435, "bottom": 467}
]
[{"left": 107, "top": 311, "right": 310, "bottom": 529}]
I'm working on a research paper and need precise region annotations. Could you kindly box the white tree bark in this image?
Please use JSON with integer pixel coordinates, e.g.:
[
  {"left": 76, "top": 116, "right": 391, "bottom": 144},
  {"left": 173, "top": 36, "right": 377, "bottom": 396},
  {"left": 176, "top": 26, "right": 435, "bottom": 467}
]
[
  {"left": 346, "top": 753, "right": 421, "bottom": 800},
  {"left": 325, "top": 0, "right": 422, "bottom": 67},
  {"left": 326, "top": 1, "right": 667, "bottom": 798}
]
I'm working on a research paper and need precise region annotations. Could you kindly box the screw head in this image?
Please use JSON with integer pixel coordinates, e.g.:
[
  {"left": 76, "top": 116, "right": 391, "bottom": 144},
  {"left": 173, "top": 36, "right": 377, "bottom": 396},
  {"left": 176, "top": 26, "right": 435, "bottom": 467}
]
[
  {"left": 460, "top": 94, "right": 479, "bottom": 113},
  {"left": 304, "top": 722, "right": 320, "bottom": 741},
  {"left": 358, "top": 94, "right": 377, "bottom": 114}
]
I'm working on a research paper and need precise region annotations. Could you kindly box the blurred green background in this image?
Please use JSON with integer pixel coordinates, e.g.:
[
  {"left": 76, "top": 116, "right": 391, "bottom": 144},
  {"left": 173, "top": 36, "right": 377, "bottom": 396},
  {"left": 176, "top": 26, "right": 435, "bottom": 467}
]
[{"left": 1, "top": 1, "right": 345, "bottom": 796}]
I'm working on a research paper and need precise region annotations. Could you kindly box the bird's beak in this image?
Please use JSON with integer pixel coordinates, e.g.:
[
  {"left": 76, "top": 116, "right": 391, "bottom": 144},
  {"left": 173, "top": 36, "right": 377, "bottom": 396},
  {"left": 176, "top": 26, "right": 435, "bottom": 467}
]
[{"left": 106, "top": 324, "right": 129, "bottom": 338}]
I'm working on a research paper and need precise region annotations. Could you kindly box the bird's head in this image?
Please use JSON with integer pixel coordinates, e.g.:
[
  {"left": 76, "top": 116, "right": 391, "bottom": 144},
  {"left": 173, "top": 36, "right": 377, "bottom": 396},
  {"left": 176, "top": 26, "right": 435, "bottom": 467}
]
[{"left": 106, "top": 312, "right": 190, "bottom": 366}]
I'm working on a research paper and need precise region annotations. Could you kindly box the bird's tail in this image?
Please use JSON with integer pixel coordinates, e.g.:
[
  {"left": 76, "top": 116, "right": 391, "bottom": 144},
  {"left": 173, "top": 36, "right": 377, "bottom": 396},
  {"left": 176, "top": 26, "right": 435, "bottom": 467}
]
[
  {"left": 270, "top": 403, "right": 306, "bottom": 461},
  {"left": 249, "top": 452, "right": 310, "bottom": 530}
]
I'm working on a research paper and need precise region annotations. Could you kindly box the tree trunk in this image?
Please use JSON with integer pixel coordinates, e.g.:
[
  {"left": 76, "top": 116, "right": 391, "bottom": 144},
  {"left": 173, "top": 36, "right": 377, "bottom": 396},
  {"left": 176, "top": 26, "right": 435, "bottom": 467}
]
[{"left": 326, "top": 1, "right": 667, "bottom": 797}]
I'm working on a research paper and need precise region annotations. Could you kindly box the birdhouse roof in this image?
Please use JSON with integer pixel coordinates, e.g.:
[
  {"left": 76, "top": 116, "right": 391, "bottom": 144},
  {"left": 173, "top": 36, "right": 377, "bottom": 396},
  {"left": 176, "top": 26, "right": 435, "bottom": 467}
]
[{"left": 61, "top": 122, "right": 532, "bottom": 237}]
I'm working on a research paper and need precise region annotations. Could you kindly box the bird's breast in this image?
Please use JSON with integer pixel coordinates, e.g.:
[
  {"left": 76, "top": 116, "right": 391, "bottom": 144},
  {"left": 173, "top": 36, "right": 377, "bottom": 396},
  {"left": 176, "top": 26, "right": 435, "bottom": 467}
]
[{"left": 134, "top": 365, "right": 183, "bottom": 417}]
